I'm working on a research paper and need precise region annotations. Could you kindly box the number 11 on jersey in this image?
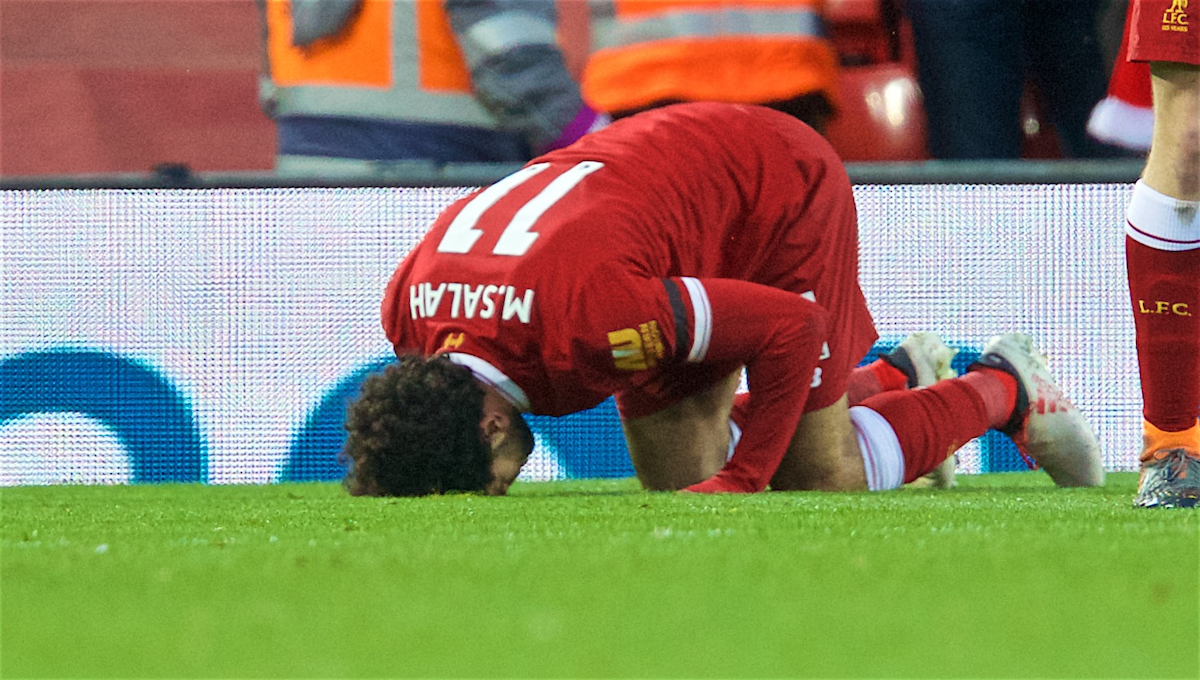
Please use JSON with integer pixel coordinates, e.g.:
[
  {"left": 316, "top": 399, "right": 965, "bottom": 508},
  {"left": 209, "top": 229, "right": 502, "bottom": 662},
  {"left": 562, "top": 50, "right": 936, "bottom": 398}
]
[{"left": 436, "top": 161, "right": 605, "bottom": 257}]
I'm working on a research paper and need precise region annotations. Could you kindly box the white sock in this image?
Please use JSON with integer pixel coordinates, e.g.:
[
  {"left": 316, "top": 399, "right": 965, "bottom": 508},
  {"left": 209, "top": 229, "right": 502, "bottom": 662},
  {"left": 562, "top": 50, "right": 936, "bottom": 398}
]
[
  {"left": 1126, "top": 180, "right": 1200, "bottom": 251},
  {"left": 850, "top": 406, "right": 905, "bottom": 491},
  {"left": 725, "top": 419, "right": 742, "bottom": 462}
]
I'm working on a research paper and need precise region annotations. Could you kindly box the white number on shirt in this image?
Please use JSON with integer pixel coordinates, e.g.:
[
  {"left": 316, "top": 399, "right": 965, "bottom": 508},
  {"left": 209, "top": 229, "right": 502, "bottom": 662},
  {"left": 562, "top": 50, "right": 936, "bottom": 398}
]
[{"left": 436, "top": 161, "right": 605, "bottom": 257}]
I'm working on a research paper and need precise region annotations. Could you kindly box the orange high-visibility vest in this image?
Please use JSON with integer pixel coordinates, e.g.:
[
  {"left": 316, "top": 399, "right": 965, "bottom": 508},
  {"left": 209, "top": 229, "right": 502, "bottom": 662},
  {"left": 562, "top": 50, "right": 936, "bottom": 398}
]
[
  {"left": 263, "top": 0, "right": 557, "bottom": 128},
  {"left": 583, "top": 0, "right": 839, "bottom": 114}
]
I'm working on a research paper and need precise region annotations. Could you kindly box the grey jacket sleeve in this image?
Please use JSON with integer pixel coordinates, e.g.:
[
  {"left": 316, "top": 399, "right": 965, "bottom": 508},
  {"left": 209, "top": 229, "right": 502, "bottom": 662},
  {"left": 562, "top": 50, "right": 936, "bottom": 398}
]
[
  {"left": 289, "top": 0, "right": 363, "bottom": 48},
  {"left": 445, "top": 0, "right": 589, "bottom": 151}
]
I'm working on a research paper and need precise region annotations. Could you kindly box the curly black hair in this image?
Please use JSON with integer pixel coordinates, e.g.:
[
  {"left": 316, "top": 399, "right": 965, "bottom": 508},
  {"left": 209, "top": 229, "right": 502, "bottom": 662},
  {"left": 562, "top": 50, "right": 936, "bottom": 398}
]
[{"left": 341, "top": 354, "right": 493, "bottom": 496}]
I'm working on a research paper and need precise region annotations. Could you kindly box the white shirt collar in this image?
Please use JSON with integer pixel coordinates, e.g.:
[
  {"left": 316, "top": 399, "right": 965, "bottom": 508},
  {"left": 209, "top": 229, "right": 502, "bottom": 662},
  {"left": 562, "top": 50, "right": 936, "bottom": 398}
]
[{"left": 444, "top": 352, "right": 531, "bottom": 412}]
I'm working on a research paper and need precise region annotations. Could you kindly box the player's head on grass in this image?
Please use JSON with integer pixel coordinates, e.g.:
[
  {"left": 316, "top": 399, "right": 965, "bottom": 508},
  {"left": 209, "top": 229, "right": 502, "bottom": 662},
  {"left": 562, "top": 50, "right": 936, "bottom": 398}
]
[{"left": 341, "top": 354, "right": 534, "bottom": 497}]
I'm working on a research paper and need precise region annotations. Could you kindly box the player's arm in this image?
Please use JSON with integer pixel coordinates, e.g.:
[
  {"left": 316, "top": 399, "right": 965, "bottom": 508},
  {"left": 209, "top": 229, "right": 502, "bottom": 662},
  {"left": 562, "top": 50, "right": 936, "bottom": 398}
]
[{"left": 662, "top": 277, "right": 828, "bottom": 493}]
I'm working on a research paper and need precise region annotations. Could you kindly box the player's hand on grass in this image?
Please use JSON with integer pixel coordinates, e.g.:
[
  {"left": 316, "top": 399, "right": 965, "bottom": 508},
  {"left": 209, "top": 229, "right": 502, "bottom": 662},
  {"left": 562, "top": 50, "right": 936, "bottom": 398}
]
[{"left": 684, "top": 473, "right": 754, "bottom": 494}]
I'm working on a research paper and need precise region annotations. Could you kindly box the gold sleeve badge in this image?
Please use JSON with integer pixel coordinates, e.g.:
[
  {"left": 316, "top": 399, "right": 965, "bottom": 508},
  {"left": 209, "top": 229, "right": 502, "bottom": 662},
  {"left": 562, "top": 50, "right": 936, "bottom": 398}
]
[{"left": 608, "top": 320, "right": 665, "bottom": 371}]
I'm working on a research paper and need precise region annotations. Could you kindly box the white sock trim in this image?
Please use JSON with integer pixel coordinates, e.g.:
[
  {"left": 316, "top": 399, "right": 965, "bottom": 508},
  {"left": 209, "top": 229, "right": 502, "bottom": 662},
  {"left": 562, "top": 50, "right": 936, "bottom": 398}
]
[
  {"left": 849, "top": 406, "right": 905, "bottom": 491},
  {"left": 1126, "top": 180, "right": 1200, "bottom": 251},
  {"left": 725, "top": 419, "right": 742, "bottom": 462}
]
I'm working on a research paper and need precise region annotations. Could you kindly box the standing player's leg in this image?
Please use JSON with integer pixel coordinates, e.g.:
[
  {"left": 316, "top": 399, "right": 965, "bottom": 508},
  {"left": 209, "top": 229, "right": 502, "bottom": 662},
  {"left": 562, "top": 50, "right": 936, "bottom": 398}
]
[
  {"left": 1128, "top": 62, "right": 1200, "bottom": 508},
  {"left": 1123, "top": 0, "right": 1200, "bottom": 507}
]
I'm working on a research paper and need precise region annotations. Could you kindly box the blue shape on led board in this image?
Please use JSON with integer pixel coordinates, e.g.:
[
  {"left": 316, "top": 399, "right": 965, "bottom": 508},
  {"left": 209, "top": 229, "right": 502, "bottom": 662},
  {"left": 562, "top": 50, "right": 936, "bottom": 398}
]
[
  {"left": 282, "top": 357, "right": 395, "bottom": 482},
  {"left": 0, "top": 349, "right": 206, "bottom": 482},
  {"left": 526, "top": 398, "right": 634, "bottom": 479}
]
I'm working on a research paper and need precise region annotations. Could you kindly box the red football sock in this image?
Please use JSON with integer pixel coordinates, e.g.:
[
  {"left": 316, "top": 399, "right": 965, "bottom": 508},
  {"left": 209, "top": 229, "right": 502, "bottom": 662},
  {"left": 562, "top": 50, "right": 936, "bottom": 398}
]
[
  {"left": 859, "top": 378, "right": 993, "bottom": 483},
  {"left": 846, "top": 360, "right": 909, "bottom": 406},
  {"left": 959, "top": 367, "right": 1018, "bottom": 430},
  {"left": 1127, "top": 236, "right": 1200, "bottom": 432}
]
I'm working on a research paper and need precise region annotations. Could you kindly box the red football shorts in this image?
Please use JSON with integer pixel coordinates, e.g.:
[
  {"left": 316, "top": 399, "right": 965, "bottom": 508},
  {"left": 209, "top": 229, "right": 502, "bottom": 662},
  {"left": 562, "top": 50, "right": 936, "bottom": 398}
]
[{"left": 1129, "top": 0, "right": 1200, "bottom": 65}]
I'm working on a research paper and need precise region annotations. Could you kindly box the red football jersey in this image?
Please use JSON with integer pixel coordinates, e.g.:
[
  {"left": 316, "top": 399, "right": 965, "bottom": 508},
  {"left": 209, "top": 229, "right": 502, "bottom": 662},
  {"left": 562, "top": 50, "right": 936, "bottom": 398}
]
[
  {"left": 383, "top": 102, "right": 876, "bottom": 492},
  {"left": 1129, "top": 0, "right": 1200, "bottom": 65}
]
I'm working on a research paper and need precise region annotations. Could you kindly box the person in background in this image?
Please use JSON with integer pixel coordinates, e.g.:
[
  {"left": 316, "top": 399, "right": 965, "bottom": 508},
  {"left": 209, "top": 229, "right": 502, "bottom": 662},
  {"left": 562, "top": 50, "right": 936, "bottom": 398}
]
[
  {"left": 257, "top": 0, "right": 606, "bottom": 177},
  {"left": 904, "top": 0, "right": 1124, "bottom": 159},
  {"left": 579, "top": 0, "right": 840, "bottom": 134},
  {"left": 1119, "top": 0, "right": 1200, "bottom": 508}
]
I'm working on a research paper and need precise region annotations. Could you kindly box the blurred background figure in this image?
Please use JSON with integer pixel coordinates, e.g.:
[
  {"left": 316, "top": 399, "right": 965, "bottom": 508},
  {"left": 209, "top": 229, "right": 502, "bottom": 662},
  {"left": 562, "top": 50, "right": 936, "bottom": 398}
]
[
  {"left": 258, "top": 0, "right": 605, "bottom": 177},
  {"left": 904, "top": 0, "right": 1127, "bottom": 159},
  {"left": 579, "top": 0, "right": 841, "bottom": 134}
]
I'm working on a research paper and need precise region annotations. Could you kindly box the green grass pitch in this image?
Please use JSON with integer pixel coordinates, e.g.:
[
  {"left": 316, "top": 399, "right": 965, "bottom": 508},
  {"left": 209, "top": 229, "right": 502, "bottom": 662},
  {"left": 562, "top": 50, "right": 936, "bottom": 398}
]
[{"left": 2, "top": 472, "right": 1197, "bottom": 678}]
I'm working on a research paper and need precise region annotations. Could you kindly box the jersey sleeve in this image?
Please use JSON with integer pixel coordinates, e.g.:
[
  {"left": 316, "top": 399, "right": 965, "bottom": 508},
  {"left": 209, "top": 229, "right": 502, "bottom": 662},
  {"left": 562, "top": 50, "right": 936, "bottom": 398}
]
[
  {"left": 663, "top": 277, "right": 829, "bottom": 493},
  {"left": 596, "top": 276, "right": 830, "bottom": 493}
]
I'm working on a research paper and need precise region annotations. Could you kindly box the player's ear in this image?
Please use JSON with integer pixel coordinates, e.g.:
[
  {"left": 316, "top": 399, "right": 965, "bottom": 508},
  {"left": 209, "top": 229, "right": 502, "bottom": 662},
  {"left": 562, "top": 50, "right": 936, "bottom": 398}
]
[
  {"left": 478, "top": 388, "right": 513, "bottom": 442},
  {"left": 479, "top": 410, "right": 509, "bottom": 441}
]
